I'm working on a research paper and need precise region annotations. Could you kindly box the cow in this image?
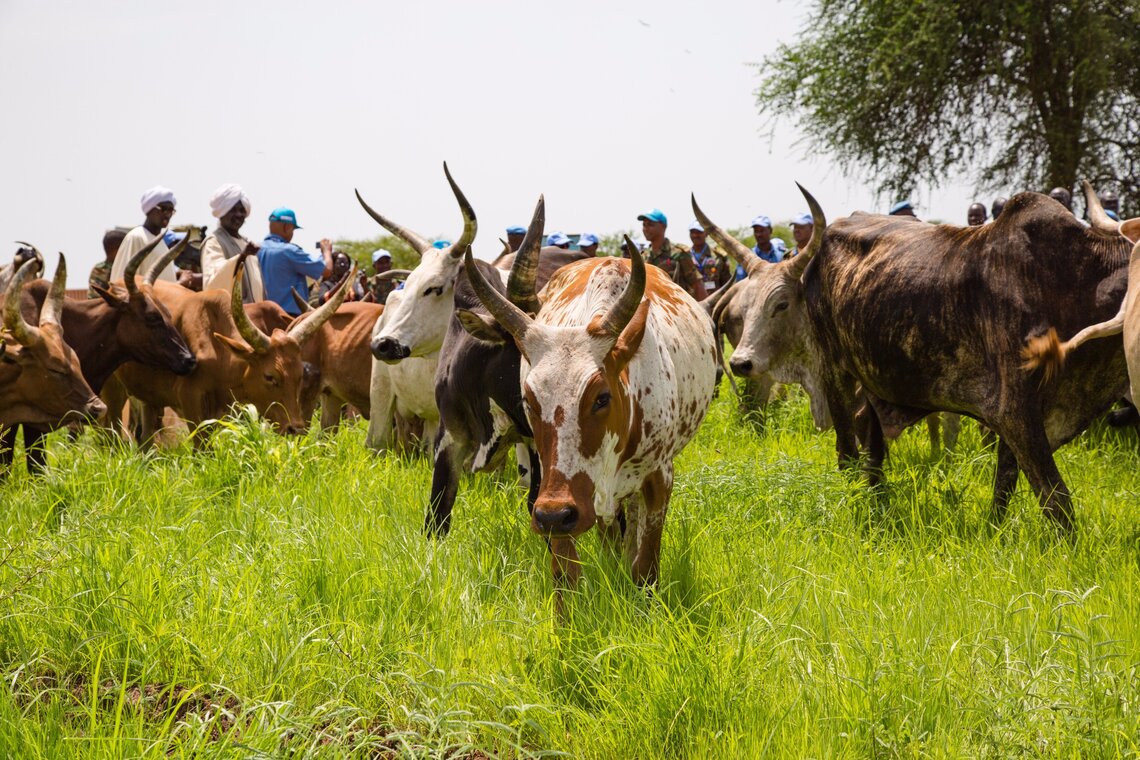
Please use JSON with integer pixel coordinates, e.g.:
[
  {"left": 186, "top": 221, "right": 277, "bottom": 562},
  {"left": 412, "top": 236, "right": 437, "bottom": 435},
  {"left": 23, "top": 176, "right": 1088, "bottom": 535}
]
[
  {"left": 1021, "top": 185, "right": 1140, "bottom": 413},
  {"left": 108, "top": 255, "right": 349, "bottom": 441},
  {"left": 694, "top": 200, "right": 959, "bottom": 450},
  {"left": 0, "top": 255, "right": 106, "bottom": 430},
  {"left": 355, "top": 162, "right": 478, "bottom": 452},
  {"left": 429, "top": 195, "right": 589, "bottom": 535},
  {"left": 2, "top": 236, "right": 197, "bottom": 472},
  {"left": 709, "top": 183, "right": 1128, "bottom": 530},
  {"left": 462, "top": 237, "right": 718, "bottom": 600}
]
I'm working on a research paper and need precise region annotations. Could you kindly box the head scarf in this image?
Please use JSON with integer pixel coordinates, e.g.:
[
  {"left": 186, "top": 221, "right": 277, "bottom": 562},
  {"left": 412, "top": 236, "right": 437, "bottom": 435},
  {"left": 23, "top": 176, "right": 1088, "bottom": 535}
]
[
  {"left": 140, "top": 186, "right": 177, "bottom": 214},
  {"left": 209, "top": 183, "right": 252, "bottom": 218}
]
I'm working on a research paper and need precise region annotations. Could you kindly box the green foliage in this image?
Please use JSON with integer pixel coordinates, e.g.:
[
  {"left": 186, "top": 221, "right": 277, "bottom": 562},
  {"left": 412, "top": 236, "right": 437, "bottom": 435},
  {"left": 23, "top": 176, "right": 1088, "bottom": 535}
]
[
  {"left": 2, "top": 395, "right": 1139, "bottom": 756},
  {"left": 756, "top": 1, "right": 1140, "bottom": 207},
  {"left": 333, "top": 234, "right": 421, "bottom": 272}
]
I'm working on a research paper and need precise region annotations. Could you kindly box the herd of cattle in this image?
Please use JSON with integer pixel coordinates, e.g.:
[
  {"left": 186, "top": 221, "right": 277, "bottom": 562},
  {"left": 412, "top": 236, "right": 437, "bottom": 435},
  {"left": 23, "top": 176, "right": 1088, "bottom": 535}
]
[{"left": 2, "top": 166, "right": 1138, "bottom": 596}]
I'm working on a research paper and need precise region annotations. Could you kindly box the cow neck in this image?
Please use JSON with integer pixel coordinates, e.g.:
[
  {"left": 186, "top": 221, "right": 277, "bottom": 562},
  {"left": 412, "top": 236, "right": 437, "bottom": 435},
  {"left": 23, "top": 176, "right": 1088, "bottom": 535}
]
[{"left": 59, "top": 298, "right": 123, "bottom": 392}]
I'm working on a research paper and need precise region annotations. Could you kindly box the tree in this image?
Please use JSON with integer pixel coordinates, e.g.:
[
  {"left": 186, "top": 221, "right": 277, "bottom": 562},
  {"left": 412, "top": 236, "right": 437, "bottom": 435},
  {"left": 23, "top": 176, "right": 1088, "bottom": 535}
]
[
  {"left": 756, "top": 1, "right": 1140, "bottom": 208},
  {"left": 334, "top": 234, "right": 422, "bottom": 273}
]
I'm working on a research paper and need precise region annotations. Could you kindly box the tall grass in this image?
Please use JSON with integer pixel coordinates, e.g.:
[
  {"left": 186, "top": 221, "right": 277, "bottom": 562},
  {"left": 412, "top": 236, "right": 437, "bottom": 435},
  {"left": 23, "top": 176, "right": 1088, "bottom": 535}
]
[{"left": 0, "top": 393, "right": 1137, "bottom": 757}]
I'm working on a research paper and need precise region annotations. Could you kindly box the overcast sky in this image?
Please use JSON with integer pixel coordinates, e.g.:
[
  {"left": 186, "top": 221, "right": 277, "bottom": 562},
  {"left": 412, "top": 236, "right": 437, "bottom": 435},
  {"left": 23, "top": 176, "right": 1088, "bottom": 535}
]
[{"left": 0, "top": 0, "right": 982, "bottom": 286}]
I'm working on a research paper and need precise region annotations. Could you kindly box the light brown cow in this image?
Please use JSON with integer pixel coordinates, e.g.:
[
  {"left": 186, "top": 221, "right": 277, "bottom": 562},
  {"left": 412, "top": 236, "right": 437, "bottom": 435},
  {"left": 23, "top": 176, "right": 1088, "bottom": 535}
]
[
  {"left": 0, "top": 256, "right": 106, "bottom": 427},
  {"left": 108, "top": 256, "right": 349, "bottom": 440}
]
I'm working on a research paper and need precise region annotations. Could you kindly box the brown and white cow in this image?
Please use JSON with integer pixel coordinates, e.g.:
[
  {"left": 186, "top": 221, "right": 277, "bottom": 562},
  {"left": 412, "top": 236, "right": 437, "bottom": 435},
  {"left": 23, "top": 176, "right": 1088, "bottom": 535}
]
[
  {"left": 0, "top": 256, "right": 106, "bottom": 428},
  {"left": 464, "top": 240, "right": 717, "bottom": 596}
]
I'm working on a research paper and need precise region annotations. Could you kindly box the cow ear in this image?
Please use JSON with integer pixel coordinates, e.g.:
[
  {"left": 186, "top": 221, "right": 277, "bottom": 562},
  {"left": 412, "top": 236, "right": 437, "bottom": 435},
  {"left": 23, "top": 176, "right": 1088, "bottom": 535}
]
[
  {"left": 456, "top": 309, "right": 507, "bottom": 345},
  {"left": 1121, "top": 218, "right": 1140, "bottom": 244},
  {"left": 609, "top": 300, "right": 651, "bottom": 372},
  {"left": 213, "top": 332, "right": 255, "bottom": 356},
  {"left": 93, "top": 284, "right": 128, "bottom": 310}
]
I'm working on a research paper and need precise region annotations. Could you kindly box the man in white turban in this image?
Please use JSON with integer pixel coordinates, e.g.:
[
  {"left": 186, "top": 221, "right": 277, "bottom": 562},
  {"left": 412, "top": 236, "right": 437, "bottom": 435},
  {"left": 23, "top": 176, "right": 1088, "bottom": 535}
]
[
  {"left": 200, "top": 183, "right": 264, "bottom": 302},
  {"left": 110, "top": 185, "right": 179, "bottom": 284}
]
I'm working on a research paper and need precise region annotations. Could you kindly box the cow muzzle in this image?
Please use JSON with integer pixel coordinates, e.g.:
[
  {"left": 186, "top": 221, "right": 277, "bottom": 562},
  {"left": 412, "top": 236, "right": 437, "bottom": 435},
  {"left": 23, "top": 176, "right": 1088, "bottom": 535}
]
[
  {"left": 84, "top": 397, "right": 108, "bottom": 420},
  {"left": 729, "top": 356, "right": 755, "bottom": 377},
  {"left": 371, "top": 335, "right": 411, "bottom": 363},
  {"left": 533, "top": 503, "right": 579, "bottom": 536},
  {"left": 174, "top": 352, "right": 197, "bottom": 375}
]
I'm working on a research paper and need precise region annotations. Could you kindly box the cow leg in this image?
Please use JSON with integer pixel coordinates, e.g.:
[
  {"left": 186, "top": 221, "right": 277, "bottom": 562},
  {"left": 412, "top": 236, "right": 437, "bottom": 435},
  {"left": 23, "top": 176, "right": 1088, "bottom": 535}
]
[
  {"left": 995, "top": 414, "right": 1074, "bottom": 531},
  {"left": 549, "top": 536, "right": 581, "bottom": 615},
  {"left": 824, "top": 378, "right": 861, "bottom": 468},
  {"left": 942, "top": 413, "right": 961, "bottom": 452},
  {"left": 0, "top": 426, "right": 15, "bottom": 478},
  {"left": 632, "top": 467, "right": 673, "bottom": 587},
  {"left": 925, "top": 413, "right": 941, "bottom": 455},
  {"left": 365, "top": 360, "right": 396, "bottom": 451},
  {"left": 990, "top": 436, "right": 1020, "bottom": 526},
  {"left": 23, "top": 425, "right": 48, "bottom": 475},
  {"left": 427, "top": 431, "right": 460, "bottom": 536},
  {"left": 862, "top": 408, "right": 886, "bottom": 488}
]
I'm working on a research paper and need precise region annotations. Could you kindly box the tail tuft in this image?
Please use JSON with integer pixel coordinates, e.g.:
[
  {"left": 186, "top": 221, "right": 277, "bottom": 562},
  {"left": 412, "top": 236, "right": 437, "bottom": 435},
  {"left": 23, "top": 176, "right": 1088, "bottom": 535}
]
[{"left": 1021, "top": 327, "right": 1067, "bottom": 381}]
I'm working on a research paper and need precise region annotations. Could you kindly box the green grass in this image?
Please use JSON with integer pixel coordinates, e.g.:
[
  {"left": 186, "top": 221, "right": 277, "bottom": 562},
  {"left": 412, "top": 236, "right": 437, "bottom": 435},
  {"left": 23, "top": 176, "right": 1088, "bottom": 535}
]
[{"left": 0, "top": 393, "right": 1139, "bottom": 757}]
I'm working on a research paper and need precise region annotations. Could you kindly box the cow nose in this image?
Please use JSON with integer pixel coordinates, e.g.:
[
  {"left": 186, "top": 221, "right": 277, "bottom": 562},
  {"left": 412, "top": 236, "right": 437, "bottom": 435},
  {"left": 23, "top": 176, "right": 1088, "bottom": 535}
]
[
  {"left": 371, "top": 336, "right": 410, "bottom": 362},
  {"left": 87, "top": 398, "right": 108, "bottom": 419},
  {"left": 177, "top": 353, "right": 198, "bottom": 375},
  {"left": 729, "top": 356, "right": 753, "bottom": 376},
  {"left": 534, "top": 505, "right": 578, "bottom": 535}
]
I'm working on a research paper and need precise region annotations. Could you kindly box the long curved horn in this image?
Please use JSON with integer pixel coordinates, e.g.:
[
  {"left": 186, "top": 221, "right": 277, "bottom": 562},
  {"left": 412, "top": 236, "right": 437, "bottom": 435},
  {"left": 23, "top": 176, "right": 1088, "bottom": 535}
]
[
  {"left": 354, "top": 189, "right": 432, "bottom": 257},
  {"left": 506, "top": 195, "right": 545, "bottom": 313},
  {"left": 289, "top": 266, "right": 354, "bottom": 345},
  {"left": 1082, "top": 180, "right": 1118, "bottom": 235},
  {"left": 374, "top": 269, "right": 413, "bottom": 281},
  {"left": 40, "top": 254, "right": 67, "bottom": 327},
  {"left": 443, "top": 162, "right": 478, "bottom": 259},
  {"left": 589, "top": 236, "right": 646, "bottom": 342},
  {"left": 464, "top": 247, "right": 533, "bottom": 344},
  {"left": 122, "top": 232, "right": 165, "bottom": 296},
  {"left": 290, "top": 287, "right": 314, "bottom": 314},
  {"left": 789, "top": 183, "right": 827, "bottom": 279},
  {"left": 13, "top": 241, "right": 44, "bottom": 271},
  {"left": 144, "top": 232, "right": 192, "bottom": 285},
  {"left": 3, "top": 258, "right": 42, "bottom": 346},
  {"left": 229, "top": 257, "right": 271, "bottom": 353},
  {"left": 691, "top": 194, "right": 766, "bottom": 276}
]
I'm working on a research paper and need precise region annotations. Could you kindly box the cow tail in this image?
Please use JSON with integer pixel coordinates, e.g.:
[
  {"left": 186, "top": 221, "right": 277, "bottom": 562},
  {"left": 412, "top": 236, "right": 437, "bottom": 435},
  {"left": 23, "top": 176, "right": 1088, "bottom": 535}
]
[{"left": 1020, "top": 328, "right": 1066, "bottom": 381}]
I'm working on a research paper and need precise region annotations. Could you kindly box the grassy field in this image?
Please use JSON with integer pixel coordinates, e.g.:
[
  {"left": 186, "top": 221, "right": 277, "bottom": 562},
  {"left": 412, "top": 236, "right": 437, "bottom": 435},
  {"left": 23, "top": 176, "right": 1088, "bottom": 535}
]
[{"left": 0, "top": 391, "right": 1138, "bottom": 758}]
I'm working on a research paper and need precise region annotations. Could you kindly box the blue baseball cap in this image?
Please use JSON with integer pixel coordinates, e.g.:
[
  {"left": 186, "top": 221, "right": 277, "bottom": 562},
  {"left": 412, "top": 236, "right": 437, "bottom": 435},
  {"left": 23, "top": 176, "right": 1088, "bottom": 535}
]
[
  {"left": 889, "top": 200, "right": 914, "bottom": 215},
  {"left": 578, "top": 232, "right": 599, "bottom": 247},
  {"left": 432, "top": 239, "right": 451, "bottom": 249},
  {"left": 268, "top": 207, "right": 302, "bottom": 228},
  {"left": 372, "top": 248, "right": 391, "bottom": 263},
  {"left": 637, "top": 208, "right": 668, "bottom": 225},
  {"left": 505, "top": 225, "right": 526, "bottom": 235},
  {"left": 546, "top": 231, "right": 571, "bottom": 247},
  {"left": 750, "top": 215, "right": 772, "bottom": 229},
  {"left": 792, "top": 212, "right": 813, "bottom": 226},
  {"left": 162, "top": 231, "right": 186, "bottom": 248}
]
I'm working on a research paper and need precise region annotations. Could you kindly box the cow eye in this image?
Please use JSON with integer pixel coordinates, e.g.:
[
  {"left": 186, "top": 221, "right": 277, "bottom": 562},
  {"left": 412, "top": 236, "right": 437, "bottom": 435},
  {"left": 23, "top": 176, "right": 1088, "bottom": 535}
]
[
  {"left": 592, "top": 392, "right": 611, "bottom": 412},
  {"left": 422, "top": 286, "right": 444, "bottom": 297},
  {"left": 263, "top": 373, "right": 278, "bottom": 385},
  {"left": 773, "top": 302, "right": 789, "bottom": 313}
]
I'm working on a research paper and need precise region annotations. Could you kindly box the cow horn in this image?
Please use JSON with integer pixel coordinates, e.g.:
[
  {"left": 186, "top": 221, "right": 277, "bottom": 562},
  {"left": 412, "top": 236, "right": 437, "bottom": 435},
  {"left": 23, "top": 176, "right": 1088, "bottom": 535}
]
[
  {"left": 790, "top": 183, "right": 827, "bottom": 278},
  {"left": 229, "top": 257, "right": 272, "bottom": 353},
  {"left": 374, "top": 269, "right": 413, "bottom": 281},
  {"left": 1082, "top": 180, "right": 1118, "bottom": 235},
  {"left": 443, "top": 162, "right": 478, "bottom": 258},
  {"left": 290, "top": 287, "right": 313, "bottom": 314},
  {"left": 144, "top": 232, "right": 192, "bottom": 285},
  {"left": 354, "top": 189, "right": 432, "bottom": 257},
  {"left": 3, "top": 258, "right": 42, "bottom": 346},
  {"left": 690, "top": 194, "right": 766, "bottom": 276},
  {"left": 13, "top": 241, "right": 45, "bottom": 270},
  {"left": 122, "top": 232, "right": 165, "bottom": 296},
  {"left": 40, "top": 254, "right": 68, "bottom": 327},
  {"left": 591, "top": 236, "right": 647, "bottom": 341},
  {"left": 289, "top": 265, "right": 354, "bottom": 345},
  {"left": 506, "top": 195, "right": 544, "bottom": 313},
  {"left": 464, "top": 247, "right": 533, "bottom": 343}
]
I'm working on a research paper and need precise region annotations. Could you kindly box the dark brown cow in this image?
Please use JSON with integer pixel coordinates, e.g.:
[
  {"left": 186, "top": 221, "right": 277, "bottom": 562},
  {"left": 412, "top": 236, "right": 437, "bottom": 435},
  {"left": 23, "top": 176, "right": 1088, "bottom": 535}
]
[
  {"left": 108, "top": 257, "right": 349, "bottom": 440},
  {"left": 3, "top": 237, "right": 196, "bottom": 472},
  {"left": 0, "top": 256, "right": 106, "bottom": 429},
  {"left": 724, "top": 184, "right": 1129, "bottom": 529}
]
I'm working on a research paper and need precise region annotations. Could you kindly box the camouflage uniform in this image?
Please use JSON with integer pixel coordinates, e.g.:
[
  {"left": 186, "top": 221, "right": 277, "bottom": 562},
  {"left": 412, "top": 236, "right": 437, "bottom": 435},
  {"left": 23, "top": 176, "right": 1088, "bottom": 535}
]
[
  {"left": 87, "top": 259, "right": 113, "bottom": 299},
  {"left": 691, "top": 244, "right": 732, "bottom": 293},
  {"left": 369, "top": 275, "right": 397, "bottom": 304},
  {"left": 647, "top": 239, "right": 704, "bottom": 299}
]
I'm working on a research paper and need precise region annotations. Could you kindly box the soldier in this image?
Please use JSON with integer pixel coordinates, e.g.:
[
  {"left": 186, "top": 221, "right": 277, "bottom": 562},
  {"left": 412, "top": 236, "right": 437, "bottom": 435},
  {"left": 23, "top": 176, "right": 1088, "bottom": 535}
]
[
  {"left": 790, "top": 212, "right": 814, "bottom": 257},
  {"left": 967, "top": 203, "right": 987, "bottom": 226},
  {"left": 546, "top": 232, "right": 571, "bottom": 249},
  {"left": 368, "top": 249, "right": 396, "bottom": 304},
  {"left": 889, "top": 200, "right": 919, "bottom": 219},
  {"left": 1049, "top": 186, "right": 1073, "bottom": 212},
  {"left": 688, "top": 220, "right": 730, "bottom": 296},
  {"left": 638, "top": 208, "right": 706, "bottom": 300},
  {"left": 505, "top": 225, "right": 526, "bottom": 252},
  {"left": 88, "top": 228, "right": 127, "bottom": 298},
  {"left": 578, "top": 233, "right": 600, "bottom": 256}
]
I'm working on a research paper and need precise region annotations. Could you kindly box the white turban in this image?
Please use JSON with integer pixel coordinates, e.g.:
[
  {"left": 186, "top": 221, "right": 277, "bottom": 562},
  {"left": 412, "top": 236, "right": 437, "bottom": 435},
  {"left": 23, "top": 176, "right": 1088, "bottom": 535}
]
[
  {"left": 209, "top": 183, "right": 252, "bottom": 219},
  {"left": 140, "top": 185, "right": 177, "bottom": 214}
]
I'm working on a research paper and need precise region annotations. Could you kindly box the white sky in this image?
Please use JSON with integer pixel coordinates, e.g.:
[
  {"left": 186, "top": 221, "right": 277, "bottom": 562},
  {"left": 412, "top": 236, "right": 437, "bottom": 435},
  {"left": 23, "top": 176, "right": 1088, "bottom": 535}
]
[{"left": 0, "top": 0, "right": 981, "bottom": 286}]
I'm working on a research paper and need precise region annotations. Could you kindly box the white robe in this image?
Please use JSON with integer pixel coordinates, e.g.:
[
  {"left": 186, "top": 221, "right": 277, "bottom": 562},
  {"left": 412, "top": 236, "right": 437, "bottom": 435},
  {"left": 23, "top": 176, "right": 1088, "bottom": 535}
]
[{"left": 110, "top": 226, "right": 177, "bottom": 284}]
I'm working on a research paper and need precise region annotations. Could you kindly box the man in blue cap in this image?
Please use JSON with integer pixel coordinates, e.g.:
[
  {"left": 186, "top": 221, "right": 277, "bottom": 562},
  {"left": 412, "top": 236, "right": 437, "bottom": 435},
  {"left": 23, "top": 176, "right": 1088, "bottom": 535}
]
[
  {"left": 578, "top": 232, "right": 600, "bottom": 256},
  {"left": 789, "top": 212, "right": 814, "bottom": 258},
  {"left": 546, "top": 232, "right": 571, "bottom": 249},
  {"left": 751, "top": 215, "right": 787, "bottom": 264},
  {"left": 257, "top": 206, "right": 334, "bottom": 316},
  {"left": 506, "top": 225, "right": 526, "bottom": 252},
  {"left": 638, "top": 208, "right": 706, "bottom": 300},
  {"left": 688, "top": 220, "right": 730, "bottom": 295},
  {"left": 889, "top": 200, "right": 918, "bottom": 219}
]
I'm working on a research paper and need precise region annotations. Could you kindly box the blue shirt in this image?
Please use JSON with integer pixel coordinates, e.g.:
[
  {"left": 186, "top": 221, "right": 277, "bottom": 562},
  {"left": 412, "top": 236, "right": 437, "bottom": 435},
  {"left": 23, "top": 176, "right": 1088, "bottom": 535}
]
[
  {"left": 258, "top": 234, "right": 327, "bottom": 315},
  {"left": 736, "top": 238, "right": 788, "bottom": 280}
]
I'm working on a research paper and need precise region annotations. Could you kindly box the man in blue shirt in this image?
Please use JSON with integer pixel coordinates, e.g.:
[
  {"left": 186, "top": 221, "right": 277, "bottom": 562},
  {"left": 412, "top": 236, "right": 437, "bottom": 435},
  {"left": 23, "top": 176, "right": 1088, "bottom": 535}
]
[
  {"left": 257, "top": 206, "right": 333, "bottom": 316},
  {"left": 734, "top": 214, "right": 787, "bottom": 281}
]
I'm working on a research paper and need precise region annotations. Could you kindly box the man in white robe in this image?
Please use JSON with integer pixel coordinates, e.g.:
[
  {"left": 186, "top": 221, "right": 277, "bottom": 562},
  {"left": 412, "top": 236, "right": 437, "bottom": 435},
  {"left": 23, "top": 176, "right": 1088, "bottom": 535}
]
[
  {"left": 200, "top": 183, "right": 264, "bottom": 301},
  {"left": 110, "top": 186, "right": 178, "bottom": 284}
]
